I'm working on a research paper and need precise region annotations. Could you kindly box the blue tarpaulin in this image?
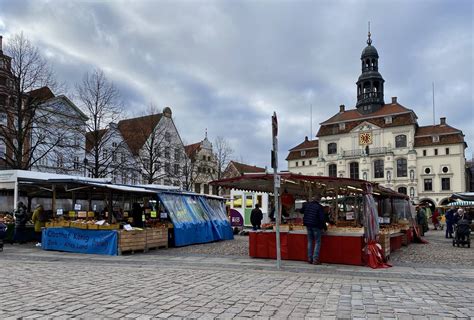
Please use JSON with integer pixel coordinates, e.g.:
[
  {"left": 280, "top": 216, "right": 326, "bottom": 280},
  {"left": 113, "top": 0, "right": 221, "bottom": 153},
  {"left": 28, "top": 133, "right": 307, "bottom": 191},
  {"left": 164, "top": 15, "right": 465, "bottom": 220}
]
[
  {"left": 42, "top": 228, "right": 118, "bottom": 255},
  {"left": 158, "top": 193, "right": 233, "bottom": 247}
]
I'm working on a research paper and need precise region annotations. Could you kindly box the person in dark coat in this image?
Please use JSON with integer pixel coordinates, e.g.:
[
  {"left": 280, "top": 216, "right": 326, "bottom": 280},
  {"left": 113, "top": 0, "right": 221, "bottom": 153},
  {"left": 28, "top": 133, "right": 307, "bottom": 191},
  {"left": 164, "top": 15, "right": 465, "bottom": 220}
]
[
  {"left": 131, "top": 203, "right": 144, "bottom": 228},
  {"left": 250, "top": 204, "right": 263, "bottom": 230},
  {"left": 14, "top": 201, "right": 28, "bottom": 244},
  {"left": 445, "top": 207, "right": 455, "bottom": 238},
  {"left": 302, "top": 195, "right": 326, "bottom": 265}
]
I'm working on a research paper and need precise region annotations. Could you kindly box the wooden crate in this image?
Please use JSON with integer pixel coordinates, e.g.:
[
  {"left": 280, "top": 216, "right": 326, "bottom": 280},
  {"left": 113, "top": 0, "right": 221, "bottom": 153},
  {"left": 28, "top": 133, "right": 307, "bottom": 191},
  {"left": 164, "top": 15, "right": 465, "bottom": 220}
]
[
  {"left": 377, "top": 233, "right": 391, "bottom": 259},
  {"left": 119, "top": 230, "right": 146, "bottom": 254},
  {"left": 98, "top": 224, "right": 120, "bottom": 230},
  {"left": 146, "top": 228, "right": 168, "bottom": 250},
  {"left": 70, "top": 222, "right": 88, "bottom": 229}
]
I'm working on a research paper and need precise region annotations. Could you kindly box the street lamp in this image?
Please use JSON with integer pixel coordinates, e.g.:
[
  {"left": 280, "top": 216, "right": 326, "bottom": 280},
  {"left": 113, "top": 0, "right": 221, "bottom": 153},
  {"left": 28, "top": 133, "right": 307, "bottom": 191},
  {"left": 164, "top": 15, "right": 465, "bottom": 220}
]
[
  {"left": 410, "top": 169, "right": 415, "bottom": 182},
  {"left": 83, "top": 158, "right": 88, "bottom": 177}
]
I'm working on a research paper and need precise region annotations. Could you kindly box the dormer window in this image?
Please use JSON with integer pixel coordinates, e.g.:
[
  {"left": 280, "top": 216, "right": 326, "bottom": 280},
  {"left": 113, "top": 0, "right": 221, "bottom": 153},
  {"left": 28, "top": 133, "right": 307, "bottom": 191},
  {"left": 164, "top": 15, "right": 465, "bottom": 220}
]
[
  {"left": 385, "top": 116, "right": 392, "bottom": 124},
  {"left": 339, "top": 123, "right": 345, "bottom": 130},
  {"left": 432, "top": 135, "right": 439, "bottom": 143},
  {"left": 300, "top": 150, "right": 306, "bottom": 157}
]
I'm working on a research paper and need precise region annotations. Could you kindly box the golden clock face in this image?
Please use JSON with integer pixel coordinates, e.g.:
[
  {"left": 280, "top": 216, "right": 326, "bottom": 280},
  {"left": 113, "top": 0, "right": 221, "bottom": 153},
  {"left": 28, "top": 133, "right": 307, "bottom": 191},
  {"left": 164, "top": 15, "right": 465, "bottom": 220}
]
[{"left": 359, "top": 132, "right": 373, "bottom": 145}]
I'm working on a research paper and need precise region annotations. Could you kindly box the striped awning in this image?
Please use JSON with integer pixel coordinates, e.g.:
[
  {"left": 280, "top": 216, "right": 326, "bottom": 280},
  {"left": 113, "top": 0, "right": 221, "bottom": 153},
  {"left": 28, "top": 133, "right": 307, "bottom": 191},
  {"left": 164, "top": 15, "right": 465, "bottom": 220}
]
[{"left": 447, "top": 200, "right": 474, "bottom": 207}]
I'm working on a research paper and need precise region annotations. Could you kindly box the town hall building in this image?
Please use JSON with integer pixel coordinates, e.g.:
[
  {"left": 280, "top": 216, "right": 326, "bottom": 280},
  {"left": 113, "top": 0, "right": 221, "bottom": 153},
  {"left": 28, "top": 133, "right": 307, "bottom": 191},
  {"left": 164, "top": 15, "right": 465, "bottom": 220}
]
[{"left": 287, "top": 32, "right": 467, "bottom": 209}]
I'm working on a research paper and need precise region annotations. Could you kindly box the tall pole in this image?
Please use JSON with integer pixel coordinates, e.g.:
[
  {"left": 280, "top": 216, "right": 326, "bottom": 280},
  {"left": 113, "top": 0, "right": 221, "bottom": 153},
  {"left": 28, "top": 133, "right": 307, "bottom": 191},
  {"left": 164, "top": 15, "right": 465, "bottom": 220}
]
[
  {"left": 272, "top": 112, "right": 281, "bottom": 269},
  {"left": 432, "top": 82, "right": 435, "bottom": 125}
]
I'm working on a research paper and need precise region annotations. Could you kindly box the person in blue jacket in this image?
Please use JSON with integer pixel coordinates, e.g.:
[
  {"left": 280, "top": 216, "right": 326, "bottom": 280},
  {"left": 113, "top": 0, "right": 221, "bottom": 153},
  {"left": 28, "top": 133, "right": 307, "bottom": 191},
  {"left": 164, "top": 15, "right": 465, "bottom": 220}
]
[
  {"left": 445, "top": 206, "right": 455, "bottom": 238},
  {"left": 302, "top": 194, "right": 326, "bottom": 265}
]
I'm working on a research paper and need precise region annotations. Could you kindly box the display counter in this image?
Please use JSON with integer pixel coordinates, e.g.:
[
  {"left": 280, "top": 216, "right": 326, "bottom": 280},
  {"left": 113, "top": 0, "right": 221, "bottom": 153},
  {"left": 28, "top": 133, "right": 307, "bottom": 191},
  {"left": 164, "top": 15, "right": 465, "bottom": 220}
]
[{"left": 249, "top": 230, "right": 365, "bottom": 266}]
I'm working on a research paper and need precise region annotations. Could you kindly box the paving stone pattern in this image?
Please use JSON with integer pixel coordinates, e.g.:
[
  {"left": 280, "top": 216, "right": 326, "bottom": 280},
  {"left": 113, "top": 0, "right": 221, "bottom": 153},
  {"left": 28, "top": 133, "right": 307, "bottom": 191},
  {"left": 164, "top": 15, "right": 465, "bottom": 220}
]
[{"left": 0, "top": 229, "right": 473, "bottom": 319}]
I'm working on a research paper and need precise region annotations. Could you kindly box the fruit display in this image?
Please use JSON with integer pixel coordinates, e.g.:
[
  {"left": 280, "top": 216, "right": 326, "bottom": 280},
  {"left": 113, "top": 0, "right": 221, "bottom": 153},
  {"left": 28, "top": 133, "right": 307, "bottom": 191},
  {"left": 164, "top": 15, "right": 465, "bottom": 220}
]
[{"left": 0, "top": 213, "right": 14, "bottom": 224}]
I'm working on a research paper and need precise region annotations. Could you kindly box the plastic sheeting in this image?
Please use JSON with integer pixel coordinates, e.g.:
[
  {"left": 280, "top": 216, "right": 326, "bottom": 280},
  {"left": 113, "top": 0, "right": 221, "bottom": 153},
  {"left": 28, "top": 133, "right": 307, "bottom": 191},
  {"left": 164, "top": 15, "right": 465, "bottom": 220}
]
[{"left": 158, "top": 193, "right": 233, "bottom": 247}]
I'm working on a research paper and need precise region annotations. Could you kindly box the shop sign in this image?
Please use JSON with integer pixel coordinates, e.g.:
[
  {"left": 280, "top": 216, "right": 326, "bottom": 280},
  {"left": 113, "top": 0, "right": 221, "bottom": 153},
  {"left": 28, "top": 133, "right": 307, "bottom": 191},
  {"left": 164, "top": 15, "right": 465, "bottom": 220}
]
[
  {"left": 42, "top": 228, "right": 118, "bottom": 255},
  {"left": 229, "top": 209, "right": 243, "bottom": 227}
]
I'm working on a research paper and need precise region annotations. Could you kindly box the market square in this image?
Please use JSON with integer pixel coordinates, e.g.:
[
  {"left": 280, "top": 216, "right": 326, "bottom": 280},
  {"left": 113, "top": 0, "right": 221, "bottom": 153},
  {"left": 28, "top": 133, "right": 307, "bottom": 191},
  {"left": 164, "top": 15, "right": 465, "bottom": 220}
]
[{"left": 0, "top": 1, "right": 473, "bottom": 319}]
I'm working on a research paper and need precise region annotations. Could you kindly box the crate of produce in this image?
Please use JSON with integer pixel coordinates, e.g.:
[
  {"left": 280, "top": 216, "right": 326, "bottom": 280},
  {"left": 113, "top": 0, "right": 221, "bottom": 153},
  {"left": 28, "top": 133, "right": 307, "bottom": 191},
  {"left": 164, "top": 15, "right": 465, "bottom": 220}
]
[
  {"left": 98, "top": 223, "right": 120, "bottom": 230},
  {"left": 118, "top": 230, "right": 146, "bottom": 254},
  {"left": 45, "top": 221, "right": 56, "bottom": 228},
  {"left": 70, "top": 221, "right": 88, "bottom": 229},
  {"left": 87, "top": 224, "right": 99, "bottom": 230},
  {"left": 57, "top": 220, "right": 70, "bottom": 228},
  {"left": 146, "top": 227, "right": 168, "bottom": 250}
]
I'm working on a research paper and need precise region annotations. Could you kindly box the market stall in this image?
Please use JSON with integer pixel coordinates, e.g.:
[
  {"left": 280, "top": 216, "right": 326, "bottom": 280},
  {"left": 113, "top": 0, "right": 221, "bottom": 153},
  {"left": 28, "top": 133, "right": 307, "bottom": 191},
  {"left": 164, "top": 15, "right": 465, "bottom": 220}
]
[{"left": 211, "top": 173, "right": 413, "bottom": 266}]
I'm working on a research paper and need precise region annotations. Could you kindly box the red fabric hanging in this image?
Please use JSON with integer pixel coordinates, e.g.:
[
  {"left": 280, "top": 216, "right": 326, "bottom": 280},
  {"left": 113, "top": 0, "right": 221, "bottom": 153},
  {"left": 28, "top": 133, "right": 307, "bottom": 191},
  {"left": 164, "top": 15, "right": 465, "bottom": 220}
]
[{"left": 366, "top": 240, "right": 391, "bottom": 269}]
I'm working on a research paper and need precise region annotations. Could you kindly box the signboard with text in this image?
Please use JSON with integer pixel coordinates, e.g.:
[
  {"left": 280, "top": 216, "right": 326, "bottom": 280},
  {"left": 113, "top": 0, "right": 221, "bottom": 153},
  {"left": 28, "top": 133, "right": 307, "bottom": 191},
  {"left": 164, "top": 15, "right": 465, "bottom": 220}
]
[{"left": 42, "top": 228, "right": 118, "bottom": 255}]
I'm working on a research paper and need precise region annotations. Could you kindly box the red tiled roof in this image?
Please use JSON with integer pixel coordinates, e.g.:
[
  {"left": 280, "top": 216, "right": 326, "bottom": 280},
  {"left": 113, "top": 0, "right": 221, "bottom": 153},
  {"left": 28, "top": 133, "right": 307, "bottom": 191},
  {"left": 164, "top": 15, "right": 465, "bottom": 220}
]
[
  {"left": 415, "top": 124, "right": 461, "bottom": 136},
  {"left": 118, "top": 114, "right": 162, "bottom": 156},
  {"left": 320, "top": 102, "right": 414, "bottom": 124},
  {"left": 289, "top": 138, "right": 319, "bottom": 151},
  {"left": 85, "top": 129, "right": 108, "bottom": 153},
  {"left": 286, "top": 149, "right": 319, "bottom": 161},
  {"left": 317, "top": 113, "right": 416, "bottom": 137},
  {"left": 28, "top": 86, "right": 55, "bottom": 102},
  {"left": 231, "top": 161, "right": 266, "bottom": 175},
  {"left": 184, "top": 142, "right": 201, "bottom": 158}
]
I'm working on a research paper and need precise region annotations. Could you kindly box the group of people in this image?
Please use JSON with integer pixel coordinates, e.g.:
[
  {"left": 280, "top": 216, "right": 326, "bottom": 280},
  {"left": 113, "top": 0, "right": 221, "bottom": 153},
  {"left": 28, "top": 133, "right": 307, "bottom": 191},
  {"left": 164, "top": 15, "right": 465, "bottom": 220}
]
[
  {"left": 12, "top": 201, "right": 47, "bottom": 246},
  {"left": 416, "top": 204, "right": 470, "bottom": 239},
  {"left": 444, "top": 207, "right": 468, "bottom": 239},
  {"left": 249, "top": 195, "right": 327, "bottom": 265}
]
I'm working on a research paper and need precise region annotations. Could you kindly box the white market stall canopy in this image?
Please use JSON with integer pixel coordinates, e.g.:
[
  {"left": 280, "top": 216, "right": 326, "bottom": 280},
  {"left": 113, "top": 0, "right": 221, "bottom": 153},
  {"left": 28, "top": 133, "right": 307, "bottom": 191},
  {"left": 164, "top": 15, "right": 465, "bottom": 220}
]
[{"left": 447, "top": 200, "right": 474, "bottom": 207}]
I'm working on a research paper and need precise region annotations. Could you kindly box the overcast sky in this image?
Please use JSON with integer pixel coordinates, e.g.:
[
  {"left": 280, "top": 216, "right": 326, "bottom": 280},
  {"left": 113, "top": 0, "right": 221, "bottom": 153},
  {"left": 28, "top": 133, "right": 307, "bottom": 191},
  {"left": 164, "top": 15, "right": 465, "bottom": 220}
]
[{"left": 0, "top": 0, "right": 472, "bottom": 169}]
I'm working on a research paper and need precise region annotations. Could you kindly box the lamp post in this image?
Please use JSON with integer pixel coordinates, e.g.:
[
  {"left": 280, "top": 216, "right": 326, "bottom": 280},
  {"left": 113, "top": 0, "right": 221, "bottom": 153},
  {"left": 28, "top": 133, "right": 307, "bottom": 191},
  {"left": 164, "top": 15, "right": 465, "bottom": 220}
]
[{"left": 83, "top": 158, "right": 88, "bottom": 177}]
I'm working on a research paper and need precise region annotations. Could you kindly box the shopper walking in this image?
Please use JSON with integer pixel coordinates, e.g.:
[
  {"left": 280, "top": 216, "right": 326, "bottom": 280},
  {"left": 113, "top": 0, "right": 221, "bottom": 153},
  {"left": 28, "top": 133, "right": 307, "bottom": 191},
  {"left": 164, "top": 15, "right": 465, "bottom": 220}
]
[
  {"left": 13, "top": 201, "right": 28, "bottom": 244},
  {"left": 31, "top": 204, "right": 46, "bottom": 246},
  {"left": 445, "top": 206, "right": 455, "bottom": 238},
  {"left": 302, "top": 194, "right": 326, "bottom": 265},
  {"left": 431, "top": 209, "right": 440, "bottom": 230},
  {"left": 250, "top": 204, "right": 263, "bottom": 230}
]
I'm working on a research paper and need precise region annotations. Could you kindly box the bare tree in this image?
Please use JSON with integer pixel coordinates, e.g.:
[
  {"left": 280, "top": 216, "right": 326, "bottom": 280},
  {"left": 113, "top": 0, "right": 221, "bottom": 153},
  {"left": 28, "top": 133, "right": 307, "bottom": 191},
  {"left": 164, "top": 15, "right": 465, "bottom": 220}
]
[
  {"left": 214, "top": 136, "right": 233, "bottom": 180},
  {"left": 0, "top": 32, "right": 67, "bottom": 169},
  {"left": 76, "top": 68, "right": 124, "bottom": 178}
]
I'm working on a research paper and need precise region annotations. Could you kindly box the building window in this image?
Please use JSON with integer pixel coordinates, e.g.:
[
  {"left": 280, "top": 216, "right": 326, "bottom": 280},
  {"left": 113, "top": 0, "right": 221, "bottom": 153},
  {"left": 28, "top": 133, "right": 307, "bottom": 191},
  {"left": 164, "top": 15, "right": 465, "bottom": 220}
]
[
  {"left": 423, "top": 150, "right": 427, "bottom": 156},
  {"left": 385, "top": 116, "right": 392, "bottom": 124},
  {"left": 165, "top": 132, "right": 171, "bottom": 142},
  {"left": 302, "top": 161, "right": 305, "bottom": 166},
  {"left": 339, "top": 123, "right": 345, "bottom": 130},
  {"left": 441, "top": 178, "right": 450, "bottom": 191},
  {"left": 103, "top": 149, "right": 108, "bottom": 160},
  {"left": 175, "top": 149, "right": 180, "bottom": 161},
  {"left": 424, "top": 167, "right": 431, "bottom": 174},
  {"left": 295, "top": 161, "right": 299, "bottom": 167},
  {"left": 395, "top": 135, "right": 407, "bottom": 148},
  {"left": 434, "top": 149, "right": 438, "bottom": 156},
  {"left": 112, "top": 151, "right": 117, "bottom": 162},
  {"left": 445, "top": 148, "right": 449, "bottom": 155},
  {"left": 374, "top": 159, "right": 384, "bottom": 178},
  {"left": 396, "top": 158, "right": 407, "bottom": 177},
  {"left": 328, "top": 143, "right": 337, "bottom": 155},
  {"left": 164, "top": 147, "right": 170, "bottom": 159},
  {"left": 174, "top": 164, "right": 180, "bottom": 175},
  {"left": 56, "top": 154, "right": 64, "bottom": 168},
  {"left": 300, "top": 150, "right": 306, "bottom": 156},
  {"left": 164, "top": 162, "right": 170, "bottom": 173},
  {"left": 73, "top": 156, "right": 79, "bottom": 170},
  {"left": 442, "top": 166, "right": 448, "bottom": 173},
  {"left": 349, "top": 162, "right": 359, "bottom": 179},
  {"left": 203, "top": 184, "right": 209, "bottom": 194},
  {"left": 0, "top": 139, "right": 5, "bottom": 158},
  {"left": 424, "top": 179, "right": 433, "bottom": 191},
  {"left": 309, "top": 160, "right": 312, "bottom": 165},
  {"left": 0, "top": 112, "right": 7, "bottom": 126},
  {"left": 112, "top": 142, "right": 117, "bottom": 148},
  {"left": 432, "top": 135, "right": 439, "bottom": 143},
  {"left": 328, "top": 164, "right": 337, "bottom": 177},
  {"left": 397, "top": 187, "right": 407, "bottom": 195}
]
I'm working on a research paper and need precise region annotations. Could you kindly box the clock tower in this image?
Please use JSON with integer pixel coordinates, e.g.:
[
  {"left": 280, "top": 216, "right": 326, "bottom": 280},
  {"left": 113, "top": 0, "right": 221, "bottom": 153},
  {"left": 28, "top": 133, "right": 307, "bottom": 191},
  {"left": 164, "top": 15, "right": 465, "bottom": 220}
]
[{"left": 355, "top": 30, "right": 385, "bottom": 114}]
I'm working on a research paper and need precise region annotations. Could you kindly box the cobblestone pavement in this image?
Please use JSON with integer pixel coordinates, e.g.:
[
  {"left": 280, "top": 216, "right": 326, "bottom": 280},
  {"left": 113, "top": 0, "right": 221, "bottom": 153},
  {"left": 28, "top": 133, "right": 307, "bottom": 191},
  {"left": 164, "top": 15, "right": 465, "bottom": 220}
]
[{"left": 0, "top": 229, "right": 473, "bottom": 319}]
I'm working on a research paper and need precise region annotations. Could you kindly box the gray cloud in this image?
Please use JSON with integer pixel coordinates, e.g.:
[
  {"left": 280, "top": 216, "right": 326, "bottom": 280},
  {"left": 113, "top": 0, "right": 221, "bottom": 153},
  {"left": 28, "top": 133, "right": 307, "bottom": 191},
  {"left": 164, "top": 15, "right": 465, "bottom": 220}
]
[{"left": 0, "top": 0, "right": 472, "bottom": 167}]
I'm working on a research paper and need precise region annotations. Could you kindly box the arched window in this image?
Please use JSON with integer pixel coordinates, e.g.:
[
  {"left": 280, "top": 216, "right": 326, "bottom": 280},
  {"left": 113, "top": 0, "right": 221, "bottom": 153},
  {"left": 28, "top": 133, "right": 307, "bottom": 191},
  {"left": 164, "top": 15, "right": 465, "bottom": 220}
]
[
  {"left": 397, "top": 158, "right": 407, "bottom": 177},
  {"left": 398, "top": 187, "right": 407, "bottom": 195},
  {"left": 327, "top": 143, "right": 337, "bottom": 155},
  {"left": 349, "top": 162, "right": 359, "bottom": 179},
  {"left": 395, "top": 135, "right": 407, "bottom": 148},
  {"left": 328, "top": 164, "right": 337, "bottom": 177},
  {"left": 373, "top": 159, "right": 384, "bottom": 178}
]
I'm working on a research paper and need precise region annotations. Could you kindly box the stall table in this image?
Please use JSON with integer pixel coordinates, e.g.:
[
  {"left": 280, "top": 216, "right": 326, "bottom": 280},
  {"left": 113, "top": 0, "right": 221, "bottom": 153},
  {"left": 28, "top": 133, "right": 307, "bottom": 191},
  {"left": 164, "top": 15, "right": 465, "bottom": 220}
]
[{"left": 249, "top": 230, "right": 365, "bottom": 266}]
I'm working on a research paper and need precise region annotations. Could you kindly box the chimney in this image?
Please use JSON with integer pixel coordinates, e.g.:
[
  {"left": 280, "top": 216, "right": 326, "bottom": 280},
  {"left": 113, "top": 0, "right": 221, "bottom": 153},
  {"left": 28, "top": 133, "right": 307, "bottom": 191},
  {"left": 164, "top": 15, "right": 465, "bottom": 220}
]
[
  {"left": 339, "top": 104, "right": 345, "bottom": 113},
  {"left": 440, "top": 117, "right": 446, "bottom": 125},
  {"left": 391, "top": 97, "right": 397, "bottom": 104},
  {"left": 305, "top": 136, "right": 308, "bottom": 141}
]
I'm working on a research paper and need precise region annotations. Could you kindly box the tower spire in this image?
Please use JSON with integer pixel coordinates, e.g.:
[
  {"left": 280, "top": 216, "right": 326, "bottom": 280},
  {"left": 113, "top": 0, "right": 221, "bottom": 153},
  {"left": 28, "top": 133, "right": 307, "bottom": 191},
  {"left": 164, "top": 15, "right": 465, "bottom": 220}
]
[{"left": 367, "top": 21, "right": 372, "bottom": 45}]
